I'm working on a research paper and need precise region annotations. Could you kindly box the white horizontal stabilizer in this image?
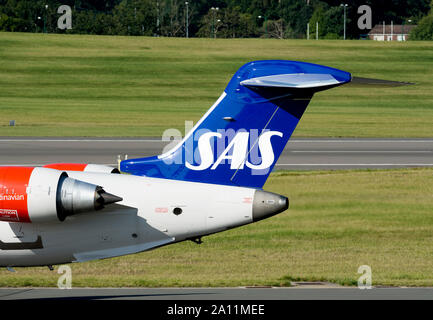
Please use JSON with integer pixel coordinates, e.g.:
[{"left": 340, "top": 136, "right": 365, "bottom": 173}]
[{"left": 240, "top": 73, "right": 341, "bottom": 89}]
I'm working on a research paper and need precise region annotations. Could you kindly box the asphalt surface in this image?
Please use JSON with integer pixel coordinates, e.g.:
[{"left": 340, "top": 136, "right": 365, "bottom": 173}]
[
  {"left": 0, "top": 287, "right": 432, "bottom": 300},
  {"left": 0, "top": 137, "right": 432, "bottom": 170}
]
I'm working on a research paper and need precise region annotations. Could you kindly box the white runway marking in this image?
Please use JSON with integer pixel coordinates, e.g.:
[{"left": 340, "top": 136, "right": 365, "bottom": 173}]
[
  {"left": 0, "top": 139, "right": 162, "bottom": 142},
  {"left": 288, "top": 140, "right": 433, "bottom": 143},
  {"left": 3, "top": 163, "right": 433, "bottom": 167},
  {"left": 0, "top": 164, "right": 118, "bottom": 167}
]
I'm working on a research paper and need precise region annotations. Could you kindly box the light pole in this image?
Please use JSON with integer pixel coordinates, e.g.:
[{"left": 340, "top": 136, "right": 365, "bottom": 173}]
[
  {"left": 156, "top": 0, "right": 160, "bottom": 36},
  {"left": 340, "top": 3, "right": 348, "bottom": 40},
  {"left": 211, "top": 7, "right": 219, "bottom": 38},
  {"left": 216, "top": 19, "right": 221, "bottom": 38},
  {"left": 185, "top": 2, "right": 189, "bottom": 38},
  {"left": 44, "top": 4, "right": 48, "bottom": 33},
  {"left": 258, "top": 15, "right": 268, "bottom": 38},
  {"left": 402, "top": 19, "right": 412, "bottom": 41},
  {"left": 37, "top": 16, "right": 41, "bottom": 33}
]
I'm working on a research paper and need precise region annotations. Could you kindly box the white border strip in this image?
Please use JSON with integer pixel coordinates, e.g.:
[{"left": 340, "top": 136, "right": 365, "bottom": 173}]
[{"left": 290, "top": 151, "right": 432, "bottom": 153}]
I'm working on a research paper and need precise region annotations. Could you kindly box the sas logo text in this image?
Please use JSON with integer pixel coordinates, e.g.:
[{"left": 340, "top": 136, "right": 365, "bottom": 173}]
[
  {"left": 161, "top": 125, "right": 284, "bottom": 173},
  {"left": 186, "top": 131, "right": 283, "bottom": 171}
]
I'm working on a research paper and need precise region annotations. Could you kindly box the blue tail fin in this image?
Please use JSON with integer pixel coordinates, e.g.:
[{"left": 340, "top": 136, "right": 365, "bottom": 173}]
[{"left": 121, "top": 60, "right": 351, "bottom": 189}]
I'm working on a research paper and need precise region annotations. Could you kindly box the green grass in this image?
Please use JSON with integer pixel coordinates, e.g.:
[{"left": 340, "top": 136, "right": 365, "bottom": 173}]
[
  {"left": 0, "top": 32, "right": 433, "bottom": 137},
  {"left": 1, "top": 168, "right": 432, "bottom": 287}
]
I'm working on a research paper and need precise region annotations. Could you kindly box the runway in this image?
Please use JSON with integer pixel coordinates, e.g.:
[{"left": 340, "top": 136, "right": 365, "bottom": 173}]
[
  {"left": 0, "top": 137, "right": 432, "bottom": 170},
  {"left": 0, "top": 287, "right": 433, "bottom": 300}
]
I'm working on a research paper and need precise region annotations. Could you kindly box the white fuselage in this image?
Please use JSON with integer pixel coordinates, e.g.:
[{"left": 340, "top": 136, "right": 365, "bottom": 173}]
[{"left": 0, "top": 171, "right": 255, "bottom": 267}]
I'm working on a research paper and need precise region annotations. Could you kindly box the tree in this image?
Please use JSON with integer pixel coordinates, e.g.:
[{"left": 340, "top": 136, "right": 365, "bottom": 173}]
[
  {"left": 157, "top": 0, "right": 184, "bottom": 37},
  {"left": 308, "top": 5, "right": 327, "bottom": 38},
  {"left": 410, "top": 14, "right": 433, "bottom": 40},
  {"left": 323, "top": 5, "right": 345, "bottom": 38},
  {"left": 221, "top": 6, "right": 241, "bottom": 38},
  {"left": 111, "top": 0, "right": 156, "bottom": 36},
  {"left": 280, "top": 0, "right": 313, "bottom": 39},
  {"left": 196, "top": 7, "right": 222, "bottom": 38},
  {"left": 307, "top": 2, "right": 346, "bottom": 39},
  {"left": 197, "top": 6, "right": 257, "bottom": 38},
  {"left": 238, "top": 13, "right": 258, "bottom": 37},
  {"left": 265, "top": 19, "right": 285, "bottom": 39},
  {"left": 219, "top": 6, "right": 258, "bottom": 38},
  {"left": 0, "top": 0, "right": 432, "bottom": 38}
]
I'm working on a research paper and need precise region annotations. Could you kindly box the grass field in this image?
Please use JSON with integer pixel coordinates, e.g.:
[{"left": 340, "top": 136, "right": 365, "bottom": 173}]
[
  {"left": 0, "top": 32, "right": 433, "bottom": 137},
  {"left": 0, "top": 168, "right": 432, "bottom": 287}
]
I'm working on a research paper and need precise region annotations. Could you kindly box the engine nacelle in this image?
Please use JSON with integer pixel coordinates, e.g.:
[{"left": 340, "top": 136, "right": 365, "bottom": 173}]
[
  {"left": 43, "top": 163, "right": 120, "bottom": 174},
  {"left": 0, "top": 167, "right": 122, "bottom": 223}
]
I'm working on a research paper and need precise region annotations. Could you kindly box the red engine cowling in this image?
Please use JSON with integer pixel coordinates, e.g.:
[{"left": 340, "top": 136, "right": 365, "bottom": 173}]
[
  {"left": 43, "top": 163, "right": 120, "bottom": 174},
  {"left": 0, "top": 167, "right": 122, "bottom": 223}
]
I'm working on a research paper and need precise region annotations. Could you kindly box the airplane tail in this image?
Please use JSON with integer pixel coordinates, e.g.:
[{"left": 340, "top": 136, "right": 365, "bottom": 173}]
[{"left": 121, "top": 60, "right": 351, "bottom": 189}]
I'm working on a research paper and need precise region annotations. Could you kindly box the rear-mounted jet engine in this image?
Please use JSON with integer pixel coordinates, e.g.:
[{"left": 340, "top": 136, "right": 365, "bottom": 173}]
[{"left": 0, "top": 167, "right": 122, "bottom": 223}]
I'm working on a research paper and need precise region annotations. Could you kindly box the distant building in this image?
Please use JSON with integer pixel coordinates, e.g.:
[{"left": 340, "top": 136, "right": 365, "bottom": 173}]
[{"left": 368, "top": 24, "right": 416, "bottom": 41}]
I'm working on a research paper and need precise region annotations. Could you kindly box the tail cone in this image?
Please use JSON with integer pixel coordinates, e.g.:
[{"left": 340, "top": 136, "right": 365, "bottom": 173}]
[
  {"left": 252, "top": 190, "right": 288, "bottom": 222},
  {"left": 94, "top": 187, "right": 123, "bottom": 210}
]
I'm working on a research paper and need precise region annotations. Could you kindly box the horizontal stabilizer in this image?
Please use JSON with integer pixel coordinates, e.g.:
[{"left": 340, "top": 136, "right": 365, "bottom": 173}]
[{"left": 240, "top": 73, "right": 344, "bottom": 89}]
